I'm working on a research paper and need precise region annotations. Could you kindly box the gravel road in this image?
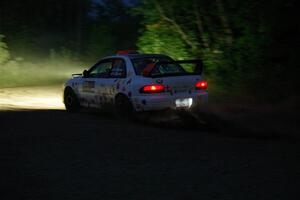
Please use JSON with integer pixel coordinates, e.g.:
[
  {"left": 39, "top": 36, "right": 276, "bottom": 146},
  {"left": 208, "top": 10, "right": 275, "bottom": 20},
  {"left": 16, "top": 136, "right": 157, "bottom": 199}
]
[
  {"left": 0, "top": 86, "right": 299, "bottom": 199},
  {"left": 0, "top": 109, "right": 299, "bottom": 200}
]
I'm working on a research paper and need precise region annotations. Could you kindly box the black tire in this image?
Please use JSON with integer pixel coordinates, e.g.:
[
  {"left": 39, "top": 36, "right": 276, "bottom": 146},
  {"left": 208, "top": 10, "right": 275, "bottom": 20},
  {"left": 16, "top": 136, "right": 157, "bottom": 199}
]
[
  {"left": 114, "top": 94, "right": 136, "bottom": 120},
  {"left": 64, "top": 87, "right": 80, "bottom": 112}
]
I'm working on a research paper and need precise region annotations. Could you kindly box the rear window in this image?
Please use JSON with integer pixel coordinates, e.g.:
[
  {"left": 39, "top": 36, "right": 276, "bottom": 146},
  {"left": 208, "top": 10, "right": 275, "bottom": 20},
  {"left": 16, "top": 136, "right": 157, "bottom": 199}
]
[
  {"left": 131, "top": 56, "right": 202, "bottom": 77},
  {"left": 131, "top": 56, "right": 173, "bottom": 75}
]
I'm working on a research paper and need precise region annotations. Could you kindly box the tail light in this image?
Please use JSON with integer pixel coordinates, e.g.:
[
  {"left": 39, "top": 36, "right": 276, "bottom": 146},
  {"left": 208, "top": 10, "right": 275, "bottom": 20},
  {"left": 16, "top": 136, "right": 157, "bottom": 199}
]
[
  {"left": 195, "top": 80, "right": 207, "bottom": 90},
  {"left": 140, "top": 84, "right": 165, "bottom": 93}
]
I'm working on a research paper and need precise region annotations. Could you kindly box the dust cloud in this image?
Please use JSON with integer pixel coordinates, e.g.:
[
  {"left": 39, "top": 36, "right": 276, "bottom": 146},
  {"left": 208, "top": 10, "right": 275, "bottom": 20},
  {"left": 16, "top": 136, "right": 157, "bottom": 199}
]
[{"left": 0, "top": 85, "right": 65, "bottom": 110}]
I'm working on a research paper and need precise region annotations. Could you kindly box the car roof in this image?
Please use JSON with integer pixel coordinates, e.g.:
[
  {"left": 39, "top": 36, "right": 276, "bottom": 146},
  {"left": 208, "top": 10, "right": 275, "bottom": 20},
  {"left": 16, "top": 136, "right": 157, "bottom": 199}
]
[
  {"left": 126, "top": 54, "right": 170, "bottom": 59},
  {"left": 100, "top": 54, "right": 172, "bottom": 62}
]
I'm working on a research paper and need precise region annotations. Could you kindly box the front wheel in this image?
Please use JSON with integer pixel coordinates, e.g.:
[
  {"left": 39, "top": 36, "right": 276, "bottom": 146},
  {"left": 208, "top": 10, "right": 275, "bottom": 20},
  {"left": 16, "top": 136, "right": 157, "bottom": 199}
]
[{"left": 64, "top": 88, "right": 80, "bottom": 112}]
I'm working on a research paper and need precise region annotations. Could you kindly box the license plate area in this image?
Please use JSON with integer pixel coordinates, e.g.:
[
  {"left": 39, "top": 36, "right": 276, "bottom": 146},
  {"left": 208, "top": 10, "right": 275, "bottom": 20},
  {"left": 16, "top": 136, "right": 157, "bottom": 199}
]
[
  {"left": 175, "top": 98, "right": 193, "bottom": 108},
  {"left": 173, "top": 86, "right": 189, "bottom": 94}
]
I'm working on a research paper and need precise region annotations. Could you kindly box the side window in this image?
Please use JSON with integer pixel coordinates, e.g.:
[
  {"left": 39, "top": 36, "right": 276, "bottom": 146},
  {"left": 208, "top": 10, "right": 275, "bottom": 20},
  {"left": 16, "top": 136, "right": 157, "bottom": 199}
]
[
  {"left": 110, "top": 59, "right": 126, "bottom": 78},
  {"left": 88, "top": 60, "right": 112, "bottom": 78}
]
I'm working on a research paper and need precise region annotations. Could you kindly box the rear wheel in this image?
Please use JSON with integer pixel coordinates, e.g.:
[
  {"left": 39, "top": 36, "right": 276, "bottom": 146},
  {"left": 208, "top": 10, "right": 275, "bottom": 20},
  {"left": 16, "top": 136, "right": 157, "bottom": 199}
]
[
  {"left": 114, "top": 94, "right": 136, "bottom": 120},
  {"left": 64, "top": 87, "right": 80, "bottom": 112}
]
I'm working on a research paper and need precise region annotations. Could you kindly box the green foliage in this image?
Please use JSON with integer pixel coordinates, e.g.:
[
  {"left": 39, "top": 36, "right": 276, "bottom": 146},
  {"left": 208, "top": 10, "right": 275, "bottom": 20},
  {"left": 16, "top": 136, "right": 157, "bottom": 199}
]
[
  {"left": 85, "top": 25, "right": 116, "bottom": 60},
  {"left": 0, "top": 0, "right": 297, "bottom": 102},
  {"left": 1, "top": 0, "right": 92, "bottom": 59},
  {"left": 138, "top": 23, "right": 190, "bottom": 60},
  {"left": 0, "top": 35, "right": 10, "bottom": 64},
  {"left": 84, "top": 0, "right": 139, "bottom": 60},
  {"left": 134, "top": 0, "right": 293, "bottom": 102},
  {"left": 0, "top": 0, "right": 138, "bottom": 88}
]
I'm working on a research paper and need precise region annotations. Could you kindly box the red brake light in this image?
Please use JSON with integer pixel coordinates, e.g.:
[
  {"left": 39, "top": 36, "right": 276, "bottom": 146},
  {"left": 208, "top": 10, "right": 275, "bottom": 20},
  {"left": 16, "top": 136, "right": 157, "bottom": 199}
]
[
  {"left": 196, "top": 80, "right": 207, "bottom": 90},
  {"left": 140, "top": 84, "right": 165, "bottom": 93}
]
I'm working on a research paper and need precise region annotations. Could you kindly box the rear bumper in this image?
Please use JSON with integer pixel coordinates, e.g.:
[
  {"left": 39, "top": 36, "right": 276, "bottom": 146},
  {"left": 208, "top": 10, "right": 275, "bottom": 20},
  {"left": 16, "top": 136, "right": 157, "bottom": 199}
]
[{"left": 132, "top": 91, "right": 208, "bottom": 112}]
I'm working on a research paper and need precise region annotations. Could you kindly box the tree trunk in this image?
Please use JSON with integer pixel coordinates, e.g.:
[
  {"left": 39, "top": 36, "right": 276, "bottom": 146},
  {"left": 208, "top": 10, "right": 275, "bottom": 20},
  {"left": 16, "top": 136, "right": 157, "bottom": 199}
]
[
  {"left": 216, "top": 0, "right": 233, "bottom": 45},
  {"left": 194, "top": 2, "right": 210, "bottom": 49}
]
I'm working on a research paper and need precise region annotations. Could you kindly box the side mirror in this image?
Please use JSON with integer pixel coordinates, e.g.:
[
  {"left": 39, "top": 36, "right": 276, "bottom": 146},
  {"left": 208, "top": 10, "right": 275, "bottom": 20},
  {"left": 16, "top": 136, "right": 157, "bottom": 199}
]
[{"left": 83, "top": 70, "right": 88, "bottom": 78}]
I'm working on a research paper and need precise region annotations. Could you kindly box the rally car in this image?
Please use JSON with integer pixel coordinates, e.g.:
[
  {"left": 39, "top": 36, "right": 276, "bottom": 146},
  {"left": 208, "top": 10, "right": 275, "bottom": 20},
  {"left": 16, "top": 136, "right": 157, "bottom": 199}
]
[{"left": 63, "top": 51, "right": 208, "bottom": 117}]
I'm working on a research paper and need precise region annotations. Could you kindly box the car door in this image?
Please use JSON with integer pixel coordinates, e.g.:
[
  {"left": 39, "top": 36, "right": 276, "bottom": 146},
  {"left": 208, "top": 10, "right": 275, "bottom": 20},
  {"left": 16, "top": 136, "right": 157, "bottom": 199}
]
[
  {"left": 103, "top": 58, "right": 127, "bottom": 102},
  {"left": 80, "top": 59, "right": 113, "bottom": 108}
]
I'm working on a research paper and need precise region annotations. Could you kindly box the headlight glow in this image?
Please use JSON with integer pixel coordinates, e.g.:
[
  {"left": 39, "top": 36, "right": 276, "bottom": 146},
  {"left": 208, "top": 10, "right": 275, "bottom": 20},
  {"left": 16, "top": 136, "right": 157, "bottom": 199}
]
[{"left": 0, "top": 86, "right": 64, "bottom": 110}]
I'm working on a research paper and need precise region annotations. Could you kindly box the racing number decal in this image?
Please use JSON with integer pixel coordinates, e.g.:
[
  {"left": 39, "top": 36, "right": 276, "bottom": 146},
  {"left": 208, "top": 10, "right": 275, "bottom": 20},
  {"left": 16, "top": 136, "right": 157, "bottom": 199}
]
[{"left": 83, "top": 81, "right": 95, "bottom": 93}]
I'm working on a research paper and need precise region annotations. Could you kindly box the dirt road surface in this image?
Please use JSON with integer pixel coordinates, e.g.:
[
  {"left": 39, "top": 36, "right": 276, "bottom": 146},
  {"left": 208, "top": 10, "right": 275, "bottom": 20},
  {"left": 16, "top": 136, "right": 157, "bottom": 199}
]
[{"left": 0, "top": 86, "right": 299, "bottom": 200}]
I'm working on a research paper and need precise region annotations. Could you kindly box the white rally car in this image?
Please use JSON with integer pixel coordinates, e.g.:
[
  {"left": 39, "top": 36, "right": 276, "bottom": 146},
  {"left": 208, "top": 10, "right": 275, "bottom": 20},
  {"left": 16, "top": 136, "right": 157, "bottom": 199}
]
[{"left": 63, "top": 51, "right": 208, "bottom": 117}]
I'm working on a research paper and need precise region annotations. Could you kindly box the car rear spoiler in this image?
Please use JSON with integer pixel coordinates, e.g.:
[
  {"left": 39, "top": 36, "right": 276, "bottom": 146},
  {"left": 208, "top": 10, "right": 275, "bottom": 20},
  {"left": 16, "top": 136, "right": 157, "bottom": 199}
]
[{"left": 142, "top": 59, "right": 203, "bottom": 77}]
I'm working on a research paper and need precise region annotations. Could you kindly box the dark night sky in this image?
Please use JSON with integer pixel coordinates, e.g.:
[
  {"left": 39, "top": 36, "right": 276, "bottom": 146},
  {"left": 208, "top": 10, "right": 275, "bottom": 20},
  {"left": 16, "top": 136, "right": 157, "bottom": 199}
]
[{"left": 94, "top": 0, "right": 138, "bottom": 6}]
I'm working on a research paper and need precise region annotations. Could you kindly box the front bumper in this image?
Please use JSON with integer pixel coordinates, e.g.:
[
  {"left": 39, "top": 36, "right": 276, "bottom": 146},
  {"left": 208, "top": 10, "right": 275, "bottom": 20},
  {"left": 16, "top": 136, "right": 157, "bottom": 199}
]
[{"left": 132, "top": 91, "right": 208, "bottom": 112}]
